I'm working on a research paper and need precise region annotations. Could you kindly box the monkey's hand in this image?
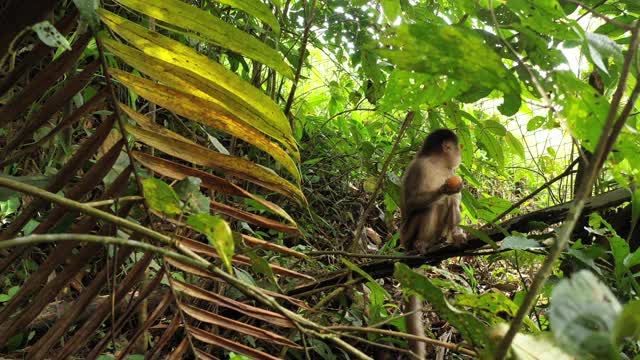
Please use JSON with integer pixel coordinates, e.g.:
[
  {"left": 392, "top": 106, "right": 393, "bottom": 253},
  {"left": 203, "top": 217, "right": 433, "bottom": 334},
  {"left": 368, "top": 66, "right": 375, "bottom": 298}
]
[{"left": 440, "top": 176, "right": 462, "bottom": 195}]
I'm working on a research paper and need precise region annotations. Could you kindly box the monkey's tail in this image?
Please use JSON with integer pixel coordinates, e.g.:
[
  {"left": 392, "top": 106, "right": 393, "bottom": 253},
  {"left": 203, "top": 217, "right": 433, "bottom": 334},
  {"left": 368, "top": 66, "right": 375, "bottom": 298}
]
[{"left": 406, "top": 294, "right": 426, "bottom": 359}]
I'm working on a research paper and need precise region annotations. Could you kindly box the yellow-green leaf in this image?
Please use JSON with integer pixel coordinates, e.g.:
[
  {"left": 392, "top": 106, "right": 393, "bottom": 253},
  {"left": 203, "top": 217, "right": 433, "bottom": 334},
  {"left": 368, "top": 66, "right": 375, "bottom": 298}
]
[
  {"left": 187, "top": 213, "right": 234, "bottom": 273},
  {"left": 103, "top": 37, "right": 297, "bottom": 163},
  {"left": 98, "top": 10, "right": 298, "bottom": 160},
  {"left": 213, "top": 0, "right": 279, "bottom": 34},
  {"left": 110, "top": 68, "right": 301, "bottom": 184},
  {"left": 142, "top": 178, "right": 183, "bottom": 215},
  {"left": 111, "top": 0, "right": 293, "bottom": 78},
  {"left": 119, "top": 102, "right": 196, "bottom": 145},
  {"left": 125, "top": 124, "right": 306, "bottom": 205}
]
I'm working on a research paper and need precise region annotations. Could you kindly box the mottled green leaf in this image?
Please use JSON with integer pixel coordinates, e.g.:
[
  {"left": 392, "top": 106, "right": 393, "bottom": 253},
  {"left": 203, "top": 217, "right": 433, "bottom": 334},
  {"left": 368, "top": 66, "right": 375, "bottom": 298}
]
[
  {"left": 187, "top": 213, "right": 234, "bottom": 273},
  {"left": 142, "top": 178, "right": 183, "bottom": 215},
  {"left": 32, "top": 21, "right": 71, "bottom": 51}
]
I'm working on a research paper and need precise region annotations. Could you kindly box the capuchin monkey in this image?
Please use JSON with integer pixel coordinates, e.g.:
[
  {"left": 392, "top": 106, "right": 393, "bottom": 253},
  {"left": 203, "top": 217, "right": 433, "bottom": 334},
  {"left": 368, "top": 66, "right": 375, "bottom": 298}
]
[{"left": 399, "top": 128, "right": 467, "bottom": 359}]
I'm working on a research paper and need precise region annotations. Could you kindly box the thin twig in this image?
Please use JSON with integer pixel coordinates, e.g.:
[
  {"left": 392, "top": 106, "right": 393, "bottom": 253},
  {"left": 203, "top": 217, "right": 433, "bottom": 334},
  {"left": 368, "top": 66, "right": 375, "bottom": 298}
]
[
  {"left": 567, "top": 0, "right": 633, "bottom": 30},
  {"left": 84, "top": 196, "right": 144, "bottom": 207},
  {"left": 488, "top": 158, "right": 579, "bottom": 225},
  {"left": 307, "top": 251, "right": 425, "bottom": 260},
  {"left": 329, "top": 326, "right": 478, "bottom": 357}
]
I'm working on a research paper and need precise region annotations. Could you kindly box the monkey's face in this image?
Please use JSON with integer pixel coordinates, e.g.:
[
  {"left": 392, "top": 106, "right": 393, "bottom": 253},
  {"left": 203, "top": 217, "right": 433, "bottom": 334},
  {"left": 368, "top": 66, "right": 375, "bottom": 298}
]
[{"left": 442, "top": 140, "right": 462, "bottom": 169}]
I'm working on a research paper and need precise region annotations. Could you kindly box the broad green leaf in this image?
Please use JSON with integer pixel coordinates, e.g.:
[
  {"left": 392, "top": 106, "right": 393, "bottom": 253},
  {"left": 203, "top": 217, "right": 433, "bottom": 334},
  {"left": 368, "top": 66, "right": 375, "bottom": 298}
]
[
  {"left": 395, "top": 263, "right": 492, "bottom": 351},
  {"left": 109, "top": 68, "right": 300, "bottom": 183},
  {"left": 142, "top": 178, "right": 183, "bottom": 215},
  {"left": 585, "top": 32, "right": 623, "bottom": 74},
  {"left": 554, "top": 71, "right": 609, "bottom": 152},
  {"left": 98, "top": 10, "right": 298, "bottom": 159},
  {"left": 378, "top": 70, "right": 467, "bottom": 111},
  {"left": 247, "top": 251, "right": 278, "bottom": 285},
  {"left": 213, "top": 0, "right": 280, "bottom": 34},
  {"left": 476, "top": 129, "right": 504, "bottom": 169},
  {"left": 132, "top": 152, "right": 298, "bottom": 225},
  {"left": 527, "top": 116, "right": 546, "bottom": 131},
  {"left": 613, "top": 300, "right": 640, "bottom": 346},
  {"left": 500, "top": 235, "right": 542, "bottom": 250},
  {"left": 187, "top": 214, "right": 234, "bottom": 273},
  {"left": 126, "top": 125, "right": 306, "bottom": 206},
  {"left": 456, "top": 292, "right": 538, "bottom": 331},
  {"left": 378, "top": 23, "right": 521, "bottom": 115},
  {"left": 32, "top": 21, "right": 71, "bottom": 51},
  {"left": 112, "top": 0, "right": 294, "bottom": 78},
  {"left": 484, "top": 120, "right": 507, "bottom": 136},
  {"left": 550, "top": 270, "right": 621, "bottom": 358},
  {"left": 505, "top": 132, "right": 525, "bottom": 160},
  {"left": 381, "top": 0, "right": 401, "bottom": 23}
]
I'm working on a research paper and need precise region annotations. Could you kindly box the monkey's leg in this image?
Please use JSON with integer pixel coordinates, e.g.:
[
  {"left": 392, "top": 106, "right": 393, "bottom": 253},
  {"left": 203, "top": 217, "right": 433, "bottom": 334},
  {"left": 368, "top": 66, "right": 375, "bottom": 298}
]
[
  {"left": 406, "top": 294, "right": 426, "bottom": 359},
  {"left": 444, "top": 194, "right": 467, "bottom": 247}
]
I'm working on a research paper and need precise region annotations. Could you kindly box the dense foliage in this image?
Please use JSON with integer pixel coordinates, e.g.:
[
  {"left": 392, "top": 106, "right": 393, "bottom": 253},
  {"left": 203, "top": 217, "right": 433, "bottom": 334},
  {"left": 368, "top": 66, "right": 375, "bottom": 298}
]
[{"left": 1, "top": 0, "right": 640, "bottom": 359}]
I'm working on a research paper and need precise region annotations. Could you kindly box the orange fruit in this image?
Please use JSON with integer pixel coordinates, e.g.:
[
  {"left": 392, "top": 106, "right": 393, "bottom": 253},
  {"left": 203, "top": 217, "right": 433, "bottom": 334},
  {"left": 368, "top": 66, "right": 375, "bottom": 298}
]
[{"left": 446, "top": 176, "right": 462, "bottom": 188}]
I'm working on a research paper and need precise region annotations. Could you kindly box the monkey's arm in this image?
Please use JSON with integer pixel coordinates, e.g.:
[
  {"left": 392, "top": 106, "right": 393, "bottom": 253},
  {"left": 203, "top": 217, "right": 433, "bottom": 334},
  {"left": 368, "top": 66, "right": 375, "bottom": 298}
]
[{"left": 404, "top": 189, "right": 445, "bottom": 215}]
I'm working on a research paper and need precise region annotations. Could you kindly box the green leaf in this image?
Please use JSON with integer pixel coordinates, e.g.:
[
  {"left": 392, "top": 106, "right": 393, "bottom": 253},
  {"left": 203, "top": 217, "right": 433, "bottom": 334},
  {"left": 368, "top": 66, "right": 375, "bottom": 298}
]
[
  {"left": 476, "top": 129, "right": 504, "bottom": 169},
  {"left": 32, "top": 21, "right": 71, "bottom": 51},
  {"left": 343, "top": 258, "right": 391, "bottom": 300},
  {"left": 212, "top": 0, "right": 280, "bottom": 34},
  {"left": 585, "top": 32, "right": 623, "bottom": 74},
  {"left": 174, "top": 176, "right": 210, "bottom": 214},
  {"left": 187, "top": 214, "right": 234, "bottom": 273},
  {"left": 247, "top": 251, "right": 277, "bottom": 285},
  {"left": 381, "top": 0, "right": 401, "bottom": 23},
  {"left": 72, "top": 0, "right": 100, "bottom": 31},
  {"left": 378, "top": 23, "right": 521, "bottom": 115},
  {"left": 113, "top": 0, "right": 294, "bottom": 78},
  {"left": 141, "top": 178, "right": 183, "bottom": 216},
  {"left": 554, "top": 71, "right": 609, "bottom": 152},
  {"left": 527, "top": 116, "right": 546, "bottom": 131},
  {"left": 484, "top": 120, "right": 507, "bottom": 136},
  {"left": 550, "top": 270, "right": 621, "bottom": 358},
  {"left": 500, "top": 235, "right": 542, "bottom": 250},
  {"left": 505, "top": 132, "right": 525, "bottom": 160},
  {"left": 394, "top": 263, "right": 492, "bottom": 351},
  {"left": 613, "top": 300, "right": 640, "bottom": 346},
  {"left": 456, "top": 292, "right": 538, "bottom": 331}
]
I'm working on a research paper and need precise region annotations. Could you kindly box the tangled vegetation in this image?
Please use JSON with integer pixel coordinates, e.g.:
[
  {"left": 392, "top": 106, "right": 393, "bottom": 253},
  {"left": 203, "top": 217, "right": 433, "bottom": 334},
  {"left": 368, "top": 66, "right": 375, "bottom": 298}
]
[{"left": 1, "top": 0, "right": 640, "bottom": 359}]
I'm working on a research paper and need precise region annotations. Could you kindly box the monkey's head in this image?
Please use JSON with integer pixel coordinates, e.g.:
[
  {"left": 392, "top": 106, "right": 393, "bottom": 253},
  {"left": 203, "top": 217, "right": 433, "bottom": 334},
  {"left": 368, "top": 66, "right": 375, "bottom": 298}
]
[{"left": 419, "top": 128, "right": 461, "bottom": 168}]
